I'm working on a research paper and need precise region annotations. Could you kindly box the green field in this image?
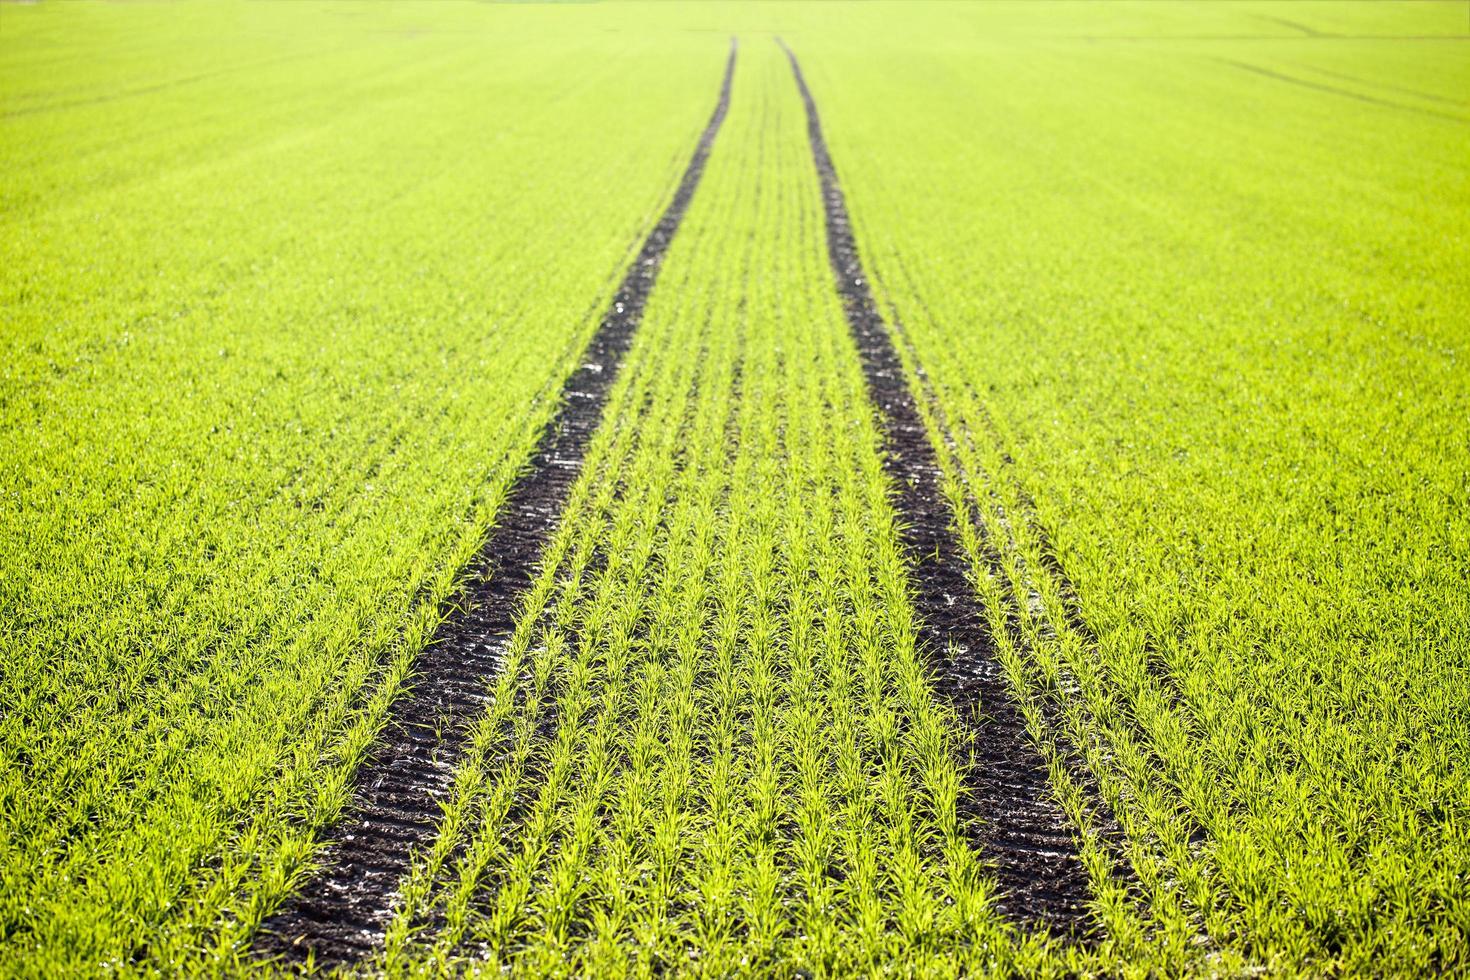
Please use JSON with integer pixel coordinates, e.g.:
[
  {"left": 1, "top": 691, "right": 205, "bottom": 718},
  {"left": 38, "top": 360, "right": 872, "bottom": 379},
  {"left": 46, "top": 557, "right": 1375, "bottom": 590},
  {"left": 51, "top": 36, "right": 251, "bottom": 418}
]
[{"left": 2, "top": 2, "right": 1467, "bottom": 976}]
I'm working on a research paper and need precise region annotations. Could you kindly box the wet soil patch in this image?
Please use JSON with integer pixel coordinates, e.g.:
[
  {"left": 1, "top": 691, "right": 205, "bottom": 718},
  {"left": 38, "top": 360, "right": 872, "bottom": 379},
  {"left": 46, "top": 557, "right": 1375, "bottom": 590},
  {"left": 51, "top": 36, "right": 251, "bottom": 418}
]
[
  {"left": 778, "top": 40, "right": 1094, "bottom": 935},
  {"left": 254, "top": 40, "right": 737, "bottom": 967}
]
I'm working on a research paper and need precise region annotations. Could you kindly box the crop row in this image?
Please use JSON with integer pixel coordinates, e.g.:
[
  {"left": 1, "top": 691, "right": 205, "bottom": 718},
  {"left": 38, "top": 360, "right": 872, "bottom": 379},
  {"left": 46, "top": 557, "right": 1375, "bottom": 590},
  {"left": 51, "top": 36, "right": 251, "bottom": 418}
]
[{"left": 0, "top": 6, "right": 728, "bottom": 974}]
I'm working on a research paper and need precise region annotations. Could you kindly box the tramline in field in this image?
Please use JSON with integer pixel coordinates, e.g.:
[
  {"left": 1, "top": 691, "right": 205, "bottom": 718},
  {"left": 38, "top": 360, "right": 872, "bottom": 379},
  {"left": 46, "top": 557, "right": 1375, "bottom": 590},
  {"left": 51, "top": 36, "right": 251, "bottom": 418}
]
[
  {"left": 2, "top": 2, "right": 1466, "bottom": 977},
  {"left": 260, "top": 38, "right": 740, "bottom": 966}
]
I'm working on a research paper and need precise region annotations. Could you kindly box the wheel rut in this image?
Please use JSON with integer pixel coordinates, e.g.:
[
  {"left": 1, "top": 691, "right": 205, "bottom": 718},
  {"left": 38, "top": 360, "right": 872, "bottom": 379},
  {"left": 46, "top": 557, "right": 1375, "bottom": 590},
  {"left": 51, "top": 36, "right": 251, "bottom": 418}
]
[
  {"left": 254, "top": 39, "right": 737, "bottom": 967},
  {"left": 778, "top": 39, "right": 1095, "bottom": 934}
]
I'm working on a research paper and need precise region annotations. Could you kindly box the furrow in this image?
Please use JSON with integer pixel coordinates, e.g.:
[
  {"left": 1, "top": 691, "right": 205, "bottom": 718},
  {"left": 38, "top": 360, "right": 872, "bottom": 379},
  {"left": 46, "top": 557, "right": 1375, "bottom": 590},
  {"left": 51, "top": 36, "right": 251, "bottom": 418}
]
[
  {"left": 778, "top": 39, "right": 1094, "bottom": 935},
  {"left": 253, "top": 39, "right": 738, "bottom": 966}
]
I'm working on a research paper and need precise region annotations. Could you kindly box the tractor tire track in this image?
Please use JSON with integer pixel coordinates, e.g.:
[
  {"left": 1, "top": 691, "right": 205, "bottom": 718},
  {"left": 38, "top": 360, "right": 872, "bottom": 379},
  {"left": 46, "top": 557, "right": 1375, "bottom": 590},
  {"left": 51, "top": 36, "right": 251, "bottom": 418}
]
[
  {"left": 254, "top": 39, "right": 737, "bottom": 967},
  {"left": 1219, "top": 58, "right": 1466, "bottom": 122},
  {"left": 778, "top": 40, "right": 1094, "bottom": 934}
]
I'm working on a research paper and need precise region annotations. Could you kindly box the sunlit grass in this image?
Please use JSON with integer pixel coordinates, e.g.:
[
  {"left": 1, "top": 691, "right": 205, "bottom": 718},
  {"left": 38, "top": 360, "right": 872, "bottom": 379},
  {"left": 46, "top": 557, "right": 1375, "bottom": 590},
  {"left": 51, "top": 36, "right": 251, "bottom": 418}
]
[
  {"left": 0, "top": 4, "right": 724, "bottom": 974},
  {"left": 808, "top": 2, "right": 1470, "bottom": 972},
  {"left": 3, "top": 1, "right": 1465, "bottom": 976}
]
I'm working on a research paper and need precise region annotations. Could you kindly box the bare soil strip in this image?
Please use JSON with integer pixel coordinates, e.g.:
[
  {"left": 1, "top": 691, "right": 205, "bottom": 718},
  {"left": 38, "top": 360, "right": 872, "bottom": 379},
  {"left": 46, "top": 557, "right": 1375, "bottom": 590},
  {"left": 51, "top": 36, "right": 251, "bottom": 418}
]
[
  {"left": 778, "top": 40, "right": 1094, "bottom": 934},
  {"left": 255, "top": 40, "right": 737, "bottom": 966}
]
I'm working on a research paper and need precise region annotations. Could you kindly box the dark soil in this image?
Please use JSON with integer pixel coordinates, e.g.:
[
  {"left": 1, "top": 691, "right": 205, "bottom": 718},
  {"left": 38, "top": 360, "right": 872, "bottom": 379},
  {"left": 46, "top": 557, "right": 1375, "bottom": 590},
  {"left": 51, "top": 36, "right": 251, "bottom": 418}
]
[
  {"left": 779, "top": 40, "right": 1095, "bottom": 936},
  {"left": 254, "top": 40, "right": 738, "bottom": 968}
]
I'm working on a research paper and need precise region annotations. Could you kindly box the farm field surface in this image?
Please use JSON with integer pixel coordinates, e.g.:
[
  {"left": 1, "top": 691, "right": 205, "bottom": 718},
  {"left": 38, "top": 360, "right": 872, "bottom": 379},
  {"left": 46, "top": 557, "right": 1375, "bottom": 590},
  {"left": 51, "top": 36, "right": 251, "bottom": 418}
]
[{"left": 2, "top": 2, "right": 1467, "bottom": 977}]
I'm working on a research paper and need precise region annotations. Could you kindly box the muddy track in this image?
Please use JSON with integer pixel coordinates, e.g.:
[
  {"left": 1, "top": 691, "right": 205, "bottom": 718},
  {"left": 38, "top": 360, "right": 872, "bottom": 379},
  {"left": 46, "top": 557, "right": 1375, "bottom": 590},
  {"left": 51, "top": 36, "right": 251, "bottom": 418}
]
[
  {"left": 255, "top": 39, "right": 737, "bottom": 967},
  {"left": 778, "top": 40, "right": 1094, "bottom": 934}
]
